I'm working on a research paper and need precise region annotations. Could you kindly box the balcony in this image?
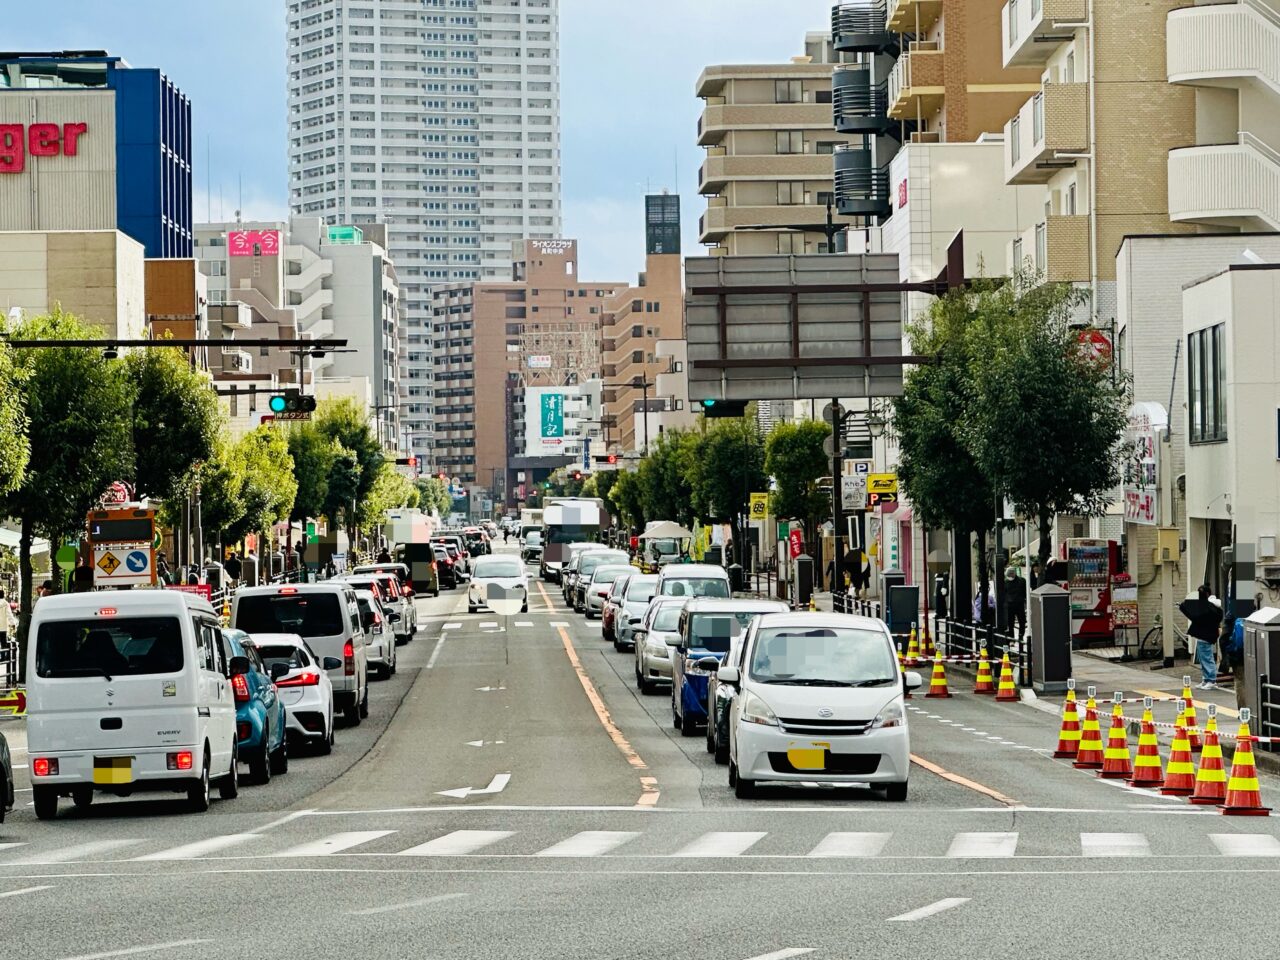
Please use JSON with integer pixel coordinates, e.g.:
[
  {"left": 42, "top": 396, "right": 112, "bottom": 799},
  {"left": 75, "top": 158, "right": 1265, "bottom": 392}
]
[
  {"left": 699, "top": 203, "right": 840, "bottom": 243},
  {"left": 887, "top": 42, "right": 945, "bottom": 121},
  {"left": 699, "top": 152, "right": 837, "bottom": 194},
  {"left": 887, "top": 0, "right": 942, "bottom": 32},
  {"left": 834, "top": 145, "right": 892, "bottom": 217},
  {"left": 1002, "top": 0, "right": 1085, "bottom": 67},
  {"left": 1168, "top": 133, "right": 1280, "bottom": 230},
  {"left": 1012, "top": 215, "right": 1089, "bottom": 281},
  {"left": 1167, "top": 0, "right": 1280, "bottom": 95},
  {"left": 698, "top": 103, "right": 835, "bottom": 147},
  {"left": 1004, "top": 82, "right": 1089, "bottom": 183},
  {"left": 832, "top": 1, "right": 897, "bottom": 54},
  {"left": 833, "top": 66, "right": 893, "bottom": 134}
]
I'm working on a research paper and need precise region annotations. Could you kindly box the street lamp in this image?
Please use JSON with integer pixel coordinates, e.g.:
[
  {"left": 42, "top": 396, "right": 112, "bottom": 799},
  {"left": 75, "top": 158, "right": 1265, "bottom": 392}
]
[{"left": 866, "top": 407, "right": 887, "bottom": 439}]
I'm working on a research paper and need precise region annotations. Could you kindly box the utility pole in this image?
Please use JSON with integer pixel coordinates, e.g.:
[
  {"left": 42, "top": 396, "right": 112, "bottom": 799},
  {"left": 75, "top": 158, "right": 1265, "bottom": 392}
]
[{"left": 830, "top": 399, "right": 844, "bottom": 598}]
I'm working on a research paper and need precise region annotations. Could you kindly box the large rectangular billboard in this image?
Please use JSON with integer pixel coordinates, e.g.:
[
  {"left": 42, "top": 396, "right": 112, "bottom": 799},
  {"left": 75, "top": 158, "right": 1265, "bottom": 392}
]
[
  {"left": 228, "top": 229, "right": 281, "bottom": 257},
  {"left": 524, "top": 387, "right": 568, "bottom": 455}
]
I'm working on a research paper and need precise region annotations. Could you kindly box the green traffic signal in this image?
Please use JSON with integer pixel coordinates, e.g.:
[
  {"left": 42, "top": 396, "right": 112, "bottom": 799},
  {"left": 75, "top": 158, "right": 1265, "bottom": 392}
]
[{"left": 269, "top": 395, "right": 287, "bottom": 413}]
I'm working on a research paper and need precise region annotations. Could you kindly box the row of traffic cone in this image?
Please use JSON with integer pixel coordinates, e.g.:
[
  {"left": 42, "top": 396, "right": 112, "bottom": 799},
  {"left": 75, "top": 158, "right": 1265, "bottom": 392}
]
[
  {"left": 902, "top": 645, "right": 1018, "bottom": 701},
  {"left": 1055, "top": 684, "right": 1268, "bottom": 815}
]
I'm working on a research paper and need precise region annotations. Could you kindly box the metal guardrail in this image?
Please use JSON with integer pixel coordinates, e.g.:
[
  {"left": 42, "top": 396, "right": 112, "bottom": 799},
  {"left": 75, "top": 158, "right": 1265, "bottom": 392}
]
[{"left": 0, "top": 635, "right": 17, "bottom": 689}]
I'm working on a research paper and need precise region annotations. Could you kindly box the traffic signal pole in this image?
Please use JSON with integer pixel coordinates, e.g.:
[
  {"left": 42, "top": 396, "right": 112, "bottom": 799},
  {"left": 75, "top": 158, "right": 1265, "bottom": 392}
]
[{"left": 830, "top": 398, "right": 844, "bottom": 600}]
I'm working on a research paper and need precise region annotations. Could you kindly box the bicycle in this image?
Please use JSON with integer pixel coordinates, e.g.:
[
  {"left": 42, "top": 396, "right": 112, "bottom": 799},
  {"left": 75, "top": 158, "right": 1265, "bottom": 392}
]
[{"left": 1139, "top": 613, "right": 1187, "bottom": 660}]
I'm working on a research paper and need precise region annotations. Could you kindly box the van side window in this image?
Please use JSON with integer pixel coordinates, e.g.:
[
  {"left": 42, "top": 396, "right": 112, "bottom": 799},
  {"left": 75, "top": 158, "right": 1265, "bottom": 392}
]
[
  {"left": 348, "top": 594, "right": 361, "bottom": 636},
  {"left": 201, "top": 622, "right": 221, "bottom": 673}
]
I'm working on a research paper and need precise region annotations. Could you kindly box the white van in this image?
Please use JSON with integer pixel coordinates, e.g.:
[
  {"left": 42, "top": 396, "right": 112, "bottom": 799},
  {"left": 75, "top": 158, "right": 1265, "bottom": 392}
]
[
  {"left": 26, "top": 590, "right": 239, "bottom": 819},
  {"left": 655, "top": 563, "right": 732, "bottom": 600},
  {"left": 232, "top": 583, "right": 369, "bottom": 725}
]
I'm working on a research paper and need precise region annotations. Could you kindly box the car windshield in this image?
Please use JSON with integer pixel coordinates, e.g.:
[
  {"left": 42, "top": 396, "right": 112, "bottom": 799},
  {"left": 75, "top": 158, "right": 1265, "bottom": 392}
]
[
  {"left": 236, "top": 593, "right": 345, "bottom": 638},
  {"left": 627, "top": 578, "right": 658, "bottom": 601},
  {"left": 580, "top": 553, "right": 626, "bottom": 576},
  {"left": 651, "top": 605, "right": 683, "bottom": 631},
  {"left": 650, "top": 538, "right": 679, "bottom": 556},
  {"left": 36, "top": 616, "right": 184, "bottom": 678},
  {"left": 255, "top": 644, "right": 307, "bottom": 671},
  {"left": 748, "top": 627, "right": 897, "bottom": 686},
  {"left": 592, "top": 566, "right": 629, "bottom": 584},
  {"left": 475, "top": 558, "right": 524, "bottom": 577},
  {"left": 526, "top": 532, "right": 542, "bottom": 545},
  {"left": 660, "top": 577, "right": 729, "bottom": 598},
  {"left": 687, "top": 612, "right": 756, "bottom": 653}
]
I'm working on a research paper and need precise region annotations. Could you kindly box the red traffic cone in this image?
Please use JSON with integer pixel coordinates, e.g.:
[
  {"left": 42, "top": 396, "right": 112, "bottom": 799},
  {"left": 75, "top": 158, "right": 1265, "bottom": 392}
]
[
  {"left": 1127, "top": 699, "right": 1164, "bottom": 789},
  {"left": 1161, "top": 703, "right": 1196, "bottom": 796},
  {"left": 995, "top": 652, "right": 1018, "bottom": 702},
  {"left": 1074, "top": 701, "right": 1105, "bottom": 769},
  {"left": 973, "top": 648, "right": 995, "bottom": 695},
  {"left": 1190, "top": 708, "right": 1228, "bottom": 806},
  {"left": 1053, "top": 682, "right": 1081, "bottom": 758},
  {"left": 924, "top": 651, "right": 953, "bottom": 698},
  {"left": 1223, "top": 709, "right": 1271, "bottom": 816},
  {"left": 1180, "top": 677, "right": 1202, "bottom": 751},
  {"left": 1098, "top": 700, "right": 1133, "bottom": 779}
]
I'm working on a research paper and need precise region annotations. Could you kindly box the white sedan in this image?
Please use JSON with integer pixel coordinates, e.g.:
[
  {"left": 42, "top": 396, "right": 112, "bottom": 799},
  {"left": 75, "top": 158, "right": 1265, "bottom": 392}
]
[
  {"left": 250, "top": 632, "right": 339, "bottom": 755},
  {"left": 468, "top": 554, "right": 530, "bottom": 613}
]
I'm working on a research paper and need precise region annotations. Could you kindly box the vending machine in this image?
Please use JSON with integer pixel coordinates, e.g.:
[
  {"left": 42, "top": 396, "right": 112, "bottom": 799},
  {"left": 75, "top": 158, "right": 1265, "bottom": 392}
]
[{"left": 1064, "top": 539, "right": 1122, "bottom": 645}]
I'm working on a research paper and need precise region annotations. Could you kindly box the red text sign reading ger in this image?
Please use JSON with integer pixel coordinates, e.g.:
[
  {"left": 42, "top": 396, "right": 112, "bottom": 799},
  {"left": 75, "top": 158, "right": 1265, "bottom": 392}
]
[{"left": 0, "top": 122, "right": 89, "bottom": 174}]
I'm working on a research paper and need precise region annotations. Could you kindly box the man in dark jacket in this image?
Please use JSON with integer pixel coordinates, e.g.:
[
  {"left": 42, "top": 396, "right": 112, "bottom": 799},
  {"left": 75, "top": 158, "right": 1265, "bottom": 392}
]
[
  {"left": 1180, "top": 585, "right": 1223, "bottom": 689},
  {"left": 1005, "top": 568, "right": 1028, "bottom": 639}
]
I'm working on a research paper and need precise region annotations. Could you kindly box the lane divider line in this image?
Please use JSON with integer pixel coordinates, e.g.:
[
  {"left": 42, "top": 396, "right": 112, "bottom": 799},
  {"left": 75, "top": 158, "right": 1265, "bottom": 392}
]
[
  {"left": 426, "top": 635, "right": 446, "bottom": 670},
  {"left": 909, "top": 754, "right": 1021, "bottom": 807},
  {"left": 0, "top": 885, "right": 54, "bottom": 899},
  {"left": 346, "top": 892, "right": 469, "bottom": 915},
  {"left": 887, "top": 897, "right": 971, "bottom": 922}
]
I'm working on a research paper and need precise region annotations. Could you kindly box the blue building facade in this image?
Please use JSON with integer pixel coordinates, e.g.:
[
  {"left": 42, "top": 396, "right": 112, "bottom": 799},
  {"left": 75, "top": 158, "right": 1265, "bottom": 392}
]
[{"left": 0, "top": 52, "right": 192, "bottom": 257}]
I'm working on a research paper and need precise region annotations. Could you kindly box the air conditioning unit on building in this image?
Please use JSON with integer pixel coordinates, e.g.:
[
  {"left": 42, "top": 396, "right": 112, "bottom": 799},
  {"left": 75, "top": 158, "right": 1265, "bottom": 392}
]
[
  {"left": 1260, "top": 563, "right": 1280, "bottom": 586},
  {"left": 225, "top": 351, "right": 252, "bottom": 373}
]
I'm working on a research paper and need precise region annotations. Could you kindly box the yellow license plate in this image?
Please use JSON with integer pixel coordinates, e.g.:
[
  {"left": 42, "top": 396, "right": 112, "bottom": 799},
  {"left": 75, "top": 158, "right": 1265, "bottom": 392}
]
[
  {"left": 93, "top": 756, "right": 133, "bottom": 785},
  {"left": 786, "top": 742, "right": 830, "bottom": 771}
]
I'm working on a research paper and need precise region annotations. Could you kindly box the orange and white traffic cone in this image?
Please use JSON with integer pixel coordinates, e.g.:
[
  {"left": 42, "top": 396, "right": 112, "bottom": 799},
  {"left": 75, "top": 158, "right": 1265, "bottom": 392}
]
[
  {"left": 995, "top": 652, "right": 1018, "bottom": 702},
  {"left": 1222, "top": 708, "right": 1271, "bottom": 816},
  {"left": 1127, "top": 697, "right": 1165, "bottom": 789},
  {"left": 906, "top": 625, "right": 920, "bottom": 665},
  {"left": 1161, "top": 701, "right": 1197, "bottom": 796},
  {"left": 1053, "top": 680, "right": 1081, "bottom": 758},
  {"left": 1190, "top": 706, "right": 1228, "bottom": 806},
  {"left": 1074, "top": 693, "right": 1105, "bottom": 770},
  {"left": 1098, "top": 698, "right": 1133, "bottom": 779},
  {"left": 924, "top": 651, "right": 953, "bottom": 698},
  {"left": 973, "top": 648, "right": 996, "bottom": 695},
  {"left": 1181, "top": 677, "right": 1202, "bottom": 751}
]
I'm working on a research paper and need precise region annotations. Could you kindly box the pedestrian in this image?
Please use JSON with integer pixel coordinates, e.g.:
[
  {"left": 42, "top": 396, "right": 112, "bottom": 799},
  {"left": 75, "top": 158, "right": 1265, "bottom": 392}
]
[
  {"left": 224, "top": 551, "right": 243, "bottom": 586},
  {"left": 377, "top": 546, "right": 393, "bottom": 564},
  {"left": 503, "top": 527, "right": 510, "bottom": 544},
  {"left": 36, "top": 579, "right": 53, "bottom": 601},
  {"left": 156, "top": 552, "right": 173, "bottom": 586},
  {"left": 1180, "top": 584, "right": 1223, "bottom": 689},
  {"left": 1225, "top": 609, "right": 1249, "bottom": 709},
  {"left": 972, "top": 583, "right": 994, "bottom": 624},
  {"left": 1004, "top": 567, "right": 1027, "bottom": 639},
  {"left": 70, "top": 563, "right": 94, "bottom": 593}
]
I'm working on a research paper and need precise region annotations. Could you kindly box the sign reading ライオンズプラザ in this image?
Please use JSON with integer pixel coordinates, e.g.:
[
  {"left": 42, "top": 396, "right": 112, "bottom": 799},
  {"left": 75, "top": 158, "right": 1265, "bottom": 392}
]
[{"left": 0, "top": 122, "right": 89, "bottom": 174}]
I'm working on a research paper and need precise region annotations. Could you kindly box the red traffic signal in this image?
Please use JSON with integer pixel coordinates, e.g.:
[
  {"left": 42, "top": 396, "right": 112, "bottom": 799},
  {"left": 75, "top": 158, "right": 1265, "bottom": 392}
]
[
  {"left": 572, "top": 470, "right": 583, "bottom": 481},
  {"left": 607, "top": 454, "right": 618, "bottom": 465},
  {"left": 395, "top": 456, "right": 418, "bottom": 468}
]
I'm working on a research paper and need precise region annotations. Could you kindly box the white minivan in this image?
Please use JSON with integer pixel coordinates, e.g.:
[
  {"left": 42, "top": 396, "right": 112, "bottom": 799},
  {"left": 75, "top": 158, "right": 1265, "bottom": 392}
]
[
  {"left": 655, "top": 563, "right": 731, "bottom": 600},
  {"left": 26, "top": 590, "right": 239, "bottom": 819}
]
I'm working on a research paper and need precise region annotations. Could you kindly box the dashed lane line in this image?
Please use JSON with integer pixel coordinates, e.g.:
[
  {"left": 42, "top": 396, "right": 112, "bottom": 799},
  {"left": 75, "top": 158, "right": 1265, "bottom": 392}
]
[
  {"left": 0, "top": 885, "right": 54, "bottom": 899},
  {"left": 887, "top": 898, "right": 971, "bottom": 922},
  {"left": 346, "top": 892, "right": 469, "bottom": 915}
]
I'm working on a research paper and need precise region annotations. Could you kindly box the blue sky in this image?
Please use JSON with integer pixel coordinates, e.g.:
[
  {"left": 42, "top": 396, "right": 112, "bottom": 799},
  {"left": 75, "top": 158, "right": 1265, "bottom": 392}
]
[{"left": 6, "top": 0, "right": 827, "bottom": 280}]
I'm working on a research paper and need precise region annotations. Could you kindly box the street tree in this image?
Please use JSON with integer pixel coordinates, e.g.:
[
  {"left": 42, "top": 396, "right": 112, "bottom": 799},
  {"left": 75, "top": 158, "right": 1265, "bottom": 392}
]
[
  {"left": 637, "top": 430, "right": 696, "bottom": 528},
  {"left": 316, "top": 398, "right": 385, "bottom": 532},
  {"left": 195, "top": 436, "right": 247, "bottom": 548},
  {"left": 321, "top": 447, "right": 361, "bottom": 535},
  {"left": 415, "top": 476, "right": 452, "bottom": 517},
  {"left": 358, "top": 462, "right": 420, "bottom": 530},
  {"left": 764, "top": 420, "right": 830, "bottom": 547},
  {"left": 606, "top": 469, "right": 645, "bottom": 530},
  {"left": 126, "top": 346, "right": 220, "bottom": 504},
  {"left": 690, "top": 419, "right": 766, "bottom": 567},
  {"left": 227, "top": 426, "right": 297, "bottom": 546},
  {"left": 287, "top": 421, "right": 337, "bottom": 524}
]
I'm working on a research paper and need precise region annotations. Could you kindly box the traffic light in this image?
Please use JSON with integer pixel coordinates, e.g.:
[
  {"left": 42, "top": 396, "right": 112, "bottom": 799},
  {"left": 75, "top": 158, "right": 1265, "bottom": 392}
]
[
  {"left": 267, "top": 390, "right": 317, "bottom": 414},
  {"left": 572, "top": 470, "right": 583, "bottom": 482},
  {"left": 700, "top": 399, "right": 749, "bottom": 419},
  {"left": 594, "top": 454, "right": 619, "bottom": 466},
  {"left": 395, "top": 456, "right": 418, "bottom": 468}
]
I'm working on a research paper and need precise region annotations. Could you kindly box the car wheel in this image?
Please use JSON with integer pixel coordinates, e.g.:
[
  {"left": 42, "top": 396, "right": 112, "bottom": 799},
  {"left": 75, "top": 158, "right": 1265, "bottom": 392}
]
[
  {"left": 389, "top": 650, "right": 397, "bottom": 676},
  {"left": 468, "top": 604, "right": 477, "bottom": 613},
  {"left": 343, "top": 695, "right": 362, "bottom": 727},
  {"left": 886, "top": 780, "right": 909, "bottom": 802},
  {"left": 249, "top": 735, "right": 271, "bottom": 784},
  {"left": 613, "top": 636, "right": 625, "bottom": 652},
  {"left": 734, "top": 771, "right": 757, "bottom": 800},
  {"left": 680, "top": 709, "right": 699, "bottom": 737},
  {"left": 705, "top": 726, "right": 716, "bottom": 755},
  {"left": 360, "top": 684, "right": 370, "bottom": 719},
  {"left": 33, "top": 785, "right": 58, "bottom": 820},
  {"left": 72, "top": 786, "right": 94, "bottom": 810},
  {"left": 714, "top": 725, "right": 731, "bottom": 765},
  {"left": 318, "top": 717, "right": 334, "bottom": 755},
  {"left": 434, "top": 589, "right": 440, "bottom": 598},
  {"left": 521, "top": 602, "right": 528, "bottom": 613},
  {"left": 219, "top": 747, "right": 240, "bottom": 800},
  {"left": 672, "top": 703, "right": 682, "bottom": 731},
  {"left": 269, "top": 737, "right": 288, "bottom": 776},
  {"left": 187, "top": 753, "right": 212, "bottom": 812}
]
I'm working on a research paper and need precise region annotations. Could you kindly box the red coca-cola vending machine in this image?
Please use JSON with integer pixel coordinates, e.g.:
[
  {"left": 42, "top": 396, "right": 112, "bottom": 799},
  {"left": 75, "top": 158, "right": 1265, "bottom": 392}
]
[{"left": 1063, "top": 538, "right": 1122, "bottom": 645}]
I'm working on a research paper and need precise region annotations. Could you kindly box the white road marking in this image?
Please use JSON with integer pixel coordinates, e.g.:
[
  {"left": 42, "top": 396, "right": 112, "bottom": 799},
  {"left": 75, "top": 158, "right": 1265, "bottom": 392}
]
[
  {"left": 887, "top": 898, "right": 971, "bottom": 922},
  {"left": 673, "top": 831, "right": 767, "bottom": 858},
  {"left": 256, "top": 809, "right": 316, "bottom": 833},
  {"left": 52, "top": 940, "right": 215, "bottom": 960},
  {"left": 8, "top": 839, "right": 143, "bottom": 864},
  {"left": 436, "top": 773, "right": 511, "bottom": 799},
  {"left": 474, "top": 685, "right": 506, "bottom": 692},
  {"left": 443, "top": 623, "right": 461, "bottom": 630},
  {"left": 549, "top": 621, "right": 569, "bottom": 627},
  {"left": 398, "top": 830, "right": 516, "bottom": 857},
  {"left": 273, "top": 830, "right": 396, "bottom": 857},
  {"left": 514, "top": 621, "right": 534, "bottom": 627},
  {"left": 1210, "top": 834, "right": 1280, "bottom": 857},
  {"left": 0, "top": 843, "right": 27, "bottom": 855},
  {"left": 740, "top": 950, "right": 815, "bottom": 960},
  {"left": 946, "top": 832, "right": 1019, "bottom": 858},
  {"left": 426, "top": 636, "right": 446, "bottom": 670},
  {"left": 807, "top": 832, "right": 892, "bottom": 858},
  {"left": 0, "top": 885, "right": 54, "bottom": 899},
  {"left": 1081, "top": 833, "right": 1151, "bottom": 857},
  {"left": 347, "top": 892, "right": 469, "bottom": 915},
  {"left": 534, "top": 831, "right": 641, "bottom": 857},
  {"left": 135, "top": 834, "right": 262, "bottom": 861}
]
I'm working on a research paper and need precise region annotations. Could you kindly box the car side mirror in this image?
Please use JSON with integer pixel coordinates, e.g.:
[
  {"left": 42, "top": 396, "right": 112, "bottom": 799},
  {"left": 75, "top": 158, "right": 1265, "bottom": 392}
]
[
  {"left": 387, "top": 611, "right": 401, "bottom": 623},
  {"left": 717, "top": 666, "right": 740, "bottom": 685},
  {"left": 229, "top": 656, "right": 250, "bottom": 677},
  {"left": 904, "top": 670, "right": 924, "bottom": 691},
  {"left": 664, "top": 636, "right": 681, "bottom": 647},
  {"left": 321, "top": 656, "right": 342, "bottom": 670},
  {"left": 270, "top": 662, "right": 290, "bottom": 681},
  {"left": 695, "top": 656, "right": 720, "bottom": 673}
]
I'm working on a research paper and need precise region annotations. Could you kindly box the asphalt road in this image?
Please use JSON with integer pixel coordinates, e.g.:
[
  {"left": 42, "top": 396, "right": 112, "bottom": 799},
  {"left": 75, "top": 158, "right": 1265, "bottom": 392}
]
[{"left": 5, "top": 545, "right": 1280, "bottom": 960}]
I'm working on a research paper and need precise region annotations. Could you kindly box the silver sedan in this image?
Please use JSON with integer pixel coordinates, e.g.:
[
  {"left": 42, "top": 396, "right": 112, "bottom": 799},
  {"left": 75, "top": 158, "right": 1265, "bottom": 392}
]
[
  {"left": 613, "top": 574, "right": 659, "bottom": 652},
  {"left": 632, "top": 597, "right": 686, "bottom": 694}
]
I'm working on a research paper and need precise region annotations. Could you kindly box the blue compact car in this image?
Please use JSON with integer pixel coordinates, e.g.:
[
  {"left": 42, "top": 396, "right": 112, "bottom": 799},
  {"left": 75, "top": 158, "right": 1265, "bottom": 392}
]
[{"left": 221, "top": 629, "right": 288, "bottom": 784}]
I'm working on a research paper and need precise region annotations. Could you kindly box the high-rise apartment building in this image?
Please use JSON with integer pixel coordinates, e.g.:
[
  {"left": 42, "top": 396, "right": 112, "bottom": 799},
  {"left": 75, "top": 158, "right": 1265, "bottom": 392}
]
[{"left": 285, "top": 0, "right": 562, "bottom": 466}]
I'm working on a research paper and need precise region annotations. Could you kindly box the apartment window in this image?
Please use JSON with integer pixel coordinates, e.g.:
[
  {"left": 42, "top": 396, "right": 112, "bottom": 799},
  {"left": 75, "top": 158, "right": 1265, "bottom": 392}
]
[
  {"left": 777, "top": 233, "right": 803, "bottom": 255},
  {"left": 815, "top": 141, "right": 840, "bottom": 155},
  {"left": 817, "top": 191, "right": 835, "bottom": 208},
  {"left": 1188, "top": 323, "right": 1228, "bottom": 443},
  {"left": 1032, "top": 93, "right": 1044, "bottom": 144},
  {"left": 1012, "top": 238, "right": 1024, "bottom": 269},
  {"left": 1010, "top": 117, "right": 1021, "bottom": 165},
  {"left": 1064, "top": 50, "right": 1075, "bottom": 82},
  {"left": 1034, "top": 222, "right": 1047, "bottom": 270},
  {"left": 1008, "top": 0, "right": 1019, "bottom": 40},
  {"left": 776, "top": 131, "right": 804, "bottom": 155},
  {"left": 775, "top": 80, "right": 802, "bottom": 104},
  {"left": 1066, "top": 183, "right": 1077, "bottom": 216},
  {"left": 777, "top": 181, "right": 805, "bottom": 205}
]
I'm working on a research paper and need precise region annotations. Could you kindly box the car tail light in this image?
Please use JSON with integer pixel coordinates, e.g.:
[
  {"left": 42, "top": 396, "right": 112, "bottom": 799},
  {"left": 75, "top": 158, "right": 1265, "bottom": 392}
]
[
  {"left": 231, "top": 674, "right": 250, "bottom": 703},
  {"left": 596, "top": 588, "right": 609, "bottom": 597},
  {"left": 32, "top": 757, "right": 56, "bottom": 777},
  {"left": 343, "top": 640, "right": 355, "bottom": 676},
  {"left": 372, "top": 612, "right": 383, "bottom": 627},
  {"left": 237, "top": 721, "right": 251, "bottom": 741},
  {"left": 97, "top": 607, "right": 118, "bottom": 617},
  {"left": 166, "top": 751, "right": 193, "bottom": 771},
  {"left": 276, "top": 669, "right": 321, "bottom": 687},
  {"left": 279, "top": 587, "right": 298, "bottom": 595}
]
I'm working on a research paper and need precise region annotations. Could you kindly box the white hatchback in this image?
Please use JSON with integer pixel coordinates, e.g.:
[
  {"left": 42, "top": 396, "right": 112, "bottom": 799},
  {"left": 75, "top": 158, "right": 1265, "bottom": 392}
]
[
  {"left": 721, "top": 613, "right": 922, "bottom": 801},
  {"left": 468, "top": 554, "right": 530, "bottom": 613},
  {"left": 250, "top": 633, "right": 339, "bottom": 754}
]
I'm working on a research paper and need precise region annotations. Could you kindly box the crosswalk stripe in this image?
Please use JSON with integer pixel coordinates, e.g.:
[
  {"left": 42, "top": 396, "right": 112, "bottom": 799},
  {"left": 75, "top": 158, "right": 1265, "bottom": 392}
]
[
  {"left": 0, "top": 843, "right": 27, "bottom": 856},
  {"left": 273, "top": 831, "right": 396, "bottom": 858},
  {"left": 398, "top": 830, "right": 516, "bottom": 857},
  {"left": 673, "top": 831, "right": 767, "bottom": 858},
  {"left": 7, "top": 839, "right": 143, "bottom": 864},
  {"left": 806, "top": 832, "right": 892, "bottom": 858},
  {"left": 534, "top": 831, "right": 640, "bottom": 857},
  {"left": 1081, "top": 833, "right": 1150, "bottom": 857},
  {"left": 946, "top": 832, "right": 1019, "bottom": 858},
  {"left": 135, "top": 834, "right": 261, "bottom": 861},
  {"left": 1209, "top": 834, "right": 1280, "bottom": 857}
]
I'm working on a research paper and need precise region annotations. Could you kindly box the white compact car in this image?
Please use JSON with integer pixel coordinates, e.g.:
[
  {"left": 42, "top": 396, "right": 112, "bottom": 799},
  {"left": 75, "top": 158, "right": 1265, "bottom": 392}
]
[
  {"left": 582, "top": 564, "right": 634, "bottom": 620},
  {"left": 613, "top": 573, "right": 660, "bottom": 652},
  {"left": 468, "top": 554, "right": 530, "bottom": 613},
  {"left": 351, "top": 565, "right": 418, "bottom": 643},
  {"left": 721, "top": 612, "right": 922, "bottom": 801},
  {"left": 655, "top": 563, "right": 731, "bottom": 600},
  {"left": 25, "top": 591, "right": 239, "bottom": 818},
  {"left": 250, "top": 633, "right": 339, "bottom": 754},
  {"left": 632, "top": 597, "right": 686, "bottom": 694},
  {"left": 353, "top": 589, "right": 397, "bottom": 679}
]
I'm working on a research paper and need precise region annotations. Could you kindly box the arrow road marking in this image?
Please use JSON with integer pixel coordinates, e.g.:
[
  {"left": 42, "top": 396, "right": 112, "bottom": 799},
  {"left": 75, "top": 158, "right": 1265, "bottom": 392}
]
[
  {"left": 741, "top": 951, "right": 815, "bottom": 960},
  {"left": 436, "top": 773, "right": 511, "bottom": 799},
  {"left": 474, "top": 685, "right": 506, "bottom": 692},
  {"left": 887, "top": 898, "right": 971, "bottom": 922},
  {"left": 347, "top": 892, "right": 469, "bottom": 916},
  {"left": 466, "top": 740, "right": 505, "bottom": 747},
  {"left": 0, "top": 885, "right": 54, "bottom": 899}
]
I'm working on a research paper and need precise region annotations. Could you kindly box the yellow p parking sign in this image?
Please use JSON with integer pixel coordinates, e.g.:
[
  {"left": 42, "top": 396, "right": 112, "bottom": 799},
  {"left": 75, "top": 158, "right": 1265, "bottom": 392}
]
[{"left": 749, "top": 492, "right": 769, "bottom": 519}]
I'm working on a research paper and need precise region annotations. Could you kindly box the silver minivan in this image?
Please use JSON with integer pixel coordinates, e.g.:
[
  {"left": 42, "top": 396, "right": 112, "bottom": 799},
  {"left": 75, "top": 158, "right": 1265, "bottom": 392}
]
[
  {"left": 232, "top": 583, "right": 369, "bottom": 726},
  {"left": 655, "top": 563, "right": 731, "bottom": 600}
]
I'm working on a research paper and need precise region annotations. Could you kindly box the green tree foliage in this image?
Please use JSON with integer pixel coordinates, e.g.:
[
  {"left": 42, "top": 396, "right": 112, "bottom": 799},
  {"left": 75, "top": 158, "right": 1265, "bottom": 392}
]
[
  {"left": 764, "top": 420, "right": 830, "bottom": 543},
  {"left": 287, "top": 422, "right": 337, "bottom": 523},
  {"left": 227, "top": 427, "right": 297, "bottom": 544},
  {"left": 358, "top": 462, "right": 420, "bottom": 530},
  {"left": 606, "top": 469, "right": 645, "bottom": 530},
  {"left": 690, "top": 419, "right": 766, "bottom": 566},
  {"left": 126, "top": 346, "right": 220, "bottom": 503},
  {"left": 415, "top": 476, "right": 452, "bottom": 517},
  {"left": 636, "top": 430, "right": 696, "bottom": 528},
  {"left": 0, "top": 339, "right": 28, "bottom": 500},
  {"left": 316, "top": 397, "right": 384, "bottom": 515},
  {"left": 196, "top": 436, "right": 248, "bottom": 542},
  {"left": 321, "top": 447, "right": 361, "bottom": 531}
]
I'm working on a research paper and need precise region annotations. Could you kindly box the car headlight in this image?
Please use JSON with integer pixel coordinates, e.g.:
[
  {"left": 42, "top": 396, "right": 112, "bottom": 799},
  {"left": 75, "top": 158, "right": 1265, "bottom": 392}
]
[
  {"left": 739, "top": 690, "right": 778, "bottom": 727},
  {"left": 871, "top": 702, "right": 905, "bottom": 729},
  {"left": 647, "top": 638, "right": 669, "bottom": 658}
]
